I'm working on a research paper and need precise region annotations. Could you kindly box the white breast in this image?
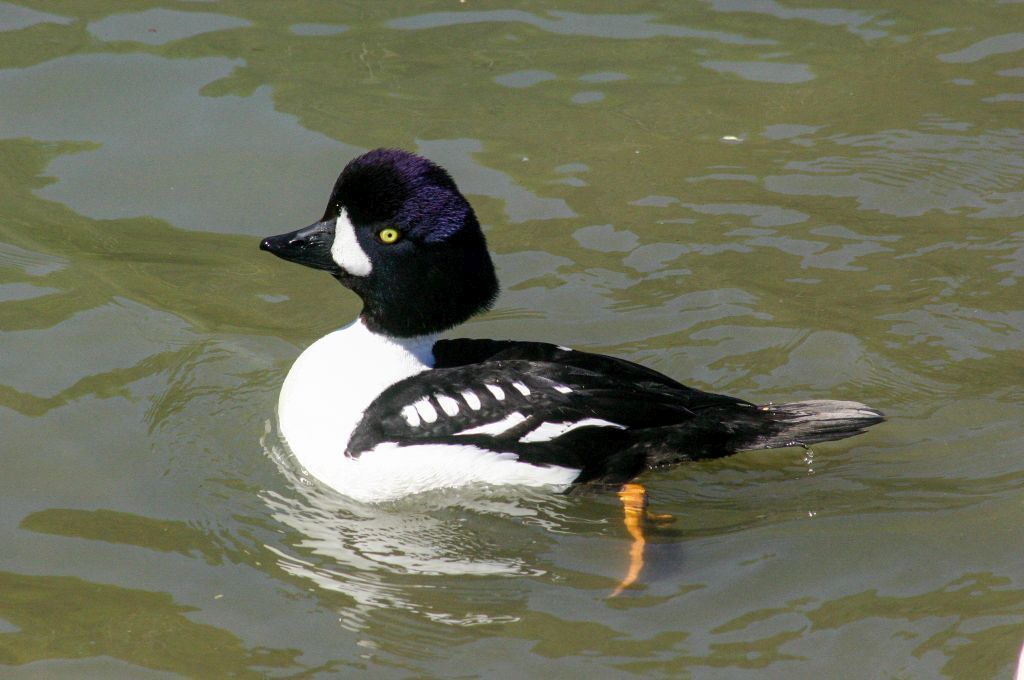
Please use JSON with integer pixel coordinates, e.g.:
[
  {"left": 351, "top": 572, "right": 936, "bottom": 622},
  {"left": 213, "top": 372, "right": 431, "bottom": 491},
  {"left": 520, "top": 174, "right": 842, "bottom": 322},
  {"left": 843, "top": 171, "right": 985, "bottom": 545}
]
[
  {"left": 277, "top": 318, "right": 435, "bottom": 489},
  {"left": 276, "top": 319, "right": 582, "bottom": 502}
]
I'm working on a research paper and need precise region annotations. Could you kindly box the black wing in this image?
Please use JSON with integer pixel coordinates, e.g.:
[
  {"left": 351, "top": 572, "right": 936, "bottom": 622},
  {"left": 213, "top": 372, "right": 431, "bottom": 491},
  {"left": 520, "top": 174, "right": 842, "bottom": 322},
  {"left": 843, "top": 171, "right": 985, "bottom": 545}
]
[
  {"left": 433, "top": 338, "right": 753, "bottom": 410},
  {"left": 347, "top": 340, "right": 760, "bottom": 484}
]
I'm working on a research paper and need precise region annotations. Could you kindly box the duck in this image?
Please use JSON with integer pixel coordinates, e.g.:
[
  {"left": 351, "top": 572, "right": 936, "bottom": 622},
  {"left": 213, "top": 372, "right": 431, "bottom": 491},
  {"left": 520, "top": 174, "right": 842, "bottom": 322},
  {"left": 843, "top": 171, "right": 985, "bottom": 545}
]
[{"left": 260, "top": 148, "right": 883, "bottom": 590}]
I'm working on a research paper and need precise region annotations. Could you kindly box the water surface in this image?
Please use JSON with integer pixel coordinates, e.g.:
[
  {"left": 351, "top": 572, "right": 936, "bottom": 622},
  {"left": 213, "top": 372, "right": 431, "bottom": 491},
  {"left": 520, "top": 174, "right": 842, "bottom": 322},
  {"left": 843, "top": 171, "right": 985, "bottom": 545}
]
[{"left": 2, "top": 1, "right": 1023, "bottom": 677}]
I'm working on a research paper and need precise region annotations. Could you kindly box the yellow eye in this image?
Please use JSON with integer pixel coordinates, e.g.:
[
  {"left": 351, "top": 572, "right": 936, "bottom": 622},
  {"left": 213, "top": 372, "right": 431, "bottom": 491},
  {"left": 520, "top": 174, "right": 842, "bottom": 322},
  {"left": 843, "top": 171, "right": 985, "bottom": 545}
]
[{"left": 378, "top": 228, "right": 400, "bottom": 244}]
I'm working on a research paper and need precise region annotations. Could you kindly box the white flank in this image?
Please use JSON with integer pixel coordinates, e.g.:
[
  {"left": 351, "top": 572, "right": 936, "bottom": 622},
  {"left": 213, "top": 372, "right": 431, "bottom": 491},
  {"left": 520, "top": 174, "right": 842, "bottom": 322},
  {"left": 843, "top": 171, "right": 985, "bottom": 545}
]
[
  {"left": 485, "top": 384, "right": 506, "bottom": 400},
  {"left": 553, "top": 384, "right": 573, "bottom": 394},
  {"left": 455, "top": 412, "right": 527, "bottom": 436},
  {"left": 511, "top": 381, "right": 531, "bottom": 396},
  {"left": 400, "top": 404, "right": 421, "bottom": 427},
  {"left": 519, "top": 418, "right": 626, "bottom": 443},
  {"left": 312, "top": 442, "right": 580, "bottom": 503},
  {"left": 413, "top": 397, "right": 438, "bottom": 423},
  {"left": 277, "top": 318, "right": 436, "bottom": 489},
  {"left": 330, "top": 209, "right": 373, "bottom": 276},
  {"left": 435, "top": 394, "right": 461, "bottom": 416},
  {"left": 460, "top": 389, "right": 482, "bottom": 410}
]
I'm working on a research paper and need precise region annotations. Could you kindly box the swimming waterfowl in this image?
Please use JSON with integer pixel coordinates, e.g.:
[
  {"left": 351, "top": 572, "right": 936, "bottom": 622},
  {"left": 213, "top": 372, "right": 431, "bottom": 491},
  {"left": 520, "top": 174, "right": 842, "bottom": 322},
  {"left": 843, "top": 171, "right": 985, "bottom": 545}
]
[{"left": 260, "top": 148, "right": 883, "bottom": 591}]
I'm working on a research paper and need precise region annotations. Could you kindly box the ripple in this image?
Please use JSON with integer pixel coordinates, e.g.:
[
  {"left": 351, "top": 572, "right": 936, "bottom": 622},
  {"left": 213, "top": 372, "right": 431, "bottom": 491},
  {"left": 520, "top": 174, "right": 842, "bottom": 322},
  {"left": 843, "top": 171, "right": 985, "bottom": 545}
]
[
  {"left": 938, "top": 32, "right": 1024, "bottom": 63},
  {"left": 0, "top": 282, "right": 59, "bottom": 302},
  {"left": 87, "top": 9, "right": 251, "bottom": 46},
  {"left": 880, "top": 303, "right": 1024, "bottom": 362},
  {"left": 763, "top": 127, "right": 1024, "bottom": 217},
  {"left": 493, "top": 70, "right": 556, "bottom": 88},
  {"left": 288, "top": 23, "right": 348, "bottom": 37},
  {"left": 761, "top": 124, "right": 823, "bottom": 140},
  {"left": 415, "top": 138, "right": 575, "bottom": 223},
  {"left": 0, "top": 1, "right": 72, "bottom": 32},
  {"left": 703, "top": 0, "right": 884, "bottom": 40},
  {"left": 259, "top": 425, "right": 582, "bottom": 631},
  {"left": 570, "top": 91, "right": 605, "bottom": 104},
  {"left": 389, "top": 9, "right": 775, "bottom": 45},
  {"left": 0, "top": 242, "right": 68, "bottom": 276},
  {"left": 573, "top": 224, "right": 639, "bottom": 252},
  {"left": 0, "top": 53, "right": 361, "bottom": 236},
  {"left": 702, "top": 60, "right": 814, "bottom": 84},
  {"left": 1, "top": 298, "right": 194, "bottom": 399},
  {"left": 578, "top": 71, "right": 629, "bottom": 83},
  {"left": 984, "top": 92, "right": 1024, "bottom": 103}
]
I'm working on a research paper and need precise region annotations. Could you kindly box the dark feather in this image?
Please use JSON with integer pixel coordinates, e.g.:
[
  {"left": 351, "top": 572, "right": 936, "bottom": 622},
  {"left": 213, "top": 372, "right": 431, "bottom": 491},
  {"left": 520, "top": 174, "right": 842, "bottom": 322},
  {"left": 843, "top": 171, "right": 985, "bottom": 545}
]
[{"left": 345, "top": 340, "right": 883, "bottom": 487}]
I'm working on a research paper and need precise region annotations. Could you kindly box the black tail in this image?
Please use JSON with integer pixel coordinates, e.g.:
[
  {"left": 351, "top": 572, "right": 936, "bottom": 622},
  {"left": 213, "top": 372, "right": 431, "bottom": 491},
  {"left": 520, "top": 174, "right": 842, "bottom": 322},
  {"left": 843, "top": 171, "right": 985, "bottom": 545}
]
[{"left": 746, "top": 400, "right": 885, "bottom": 450}]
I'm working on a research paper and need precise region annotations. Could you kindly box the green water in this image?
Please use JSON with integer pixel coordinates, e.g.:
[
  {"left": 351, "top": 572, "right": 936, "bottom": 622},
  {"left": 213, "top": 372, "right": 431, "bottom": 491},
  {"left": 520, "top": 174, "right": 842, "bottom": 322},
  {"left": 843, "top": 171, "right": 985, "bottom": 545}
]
[{"left": 2, "top": 1, "right": 1023, "bottom": 677}]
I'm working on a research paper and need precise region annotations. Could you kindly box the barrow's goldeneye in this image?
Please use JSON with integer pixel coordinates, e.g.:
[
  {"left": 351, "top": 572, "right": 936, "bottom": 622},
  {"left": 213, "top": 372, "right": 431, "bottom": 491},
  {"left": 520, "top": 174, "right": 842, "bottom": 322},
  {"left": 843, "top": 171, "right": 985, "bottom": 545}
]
[{"left": 260, "top": 149, "right": 883, "bottom": 505}]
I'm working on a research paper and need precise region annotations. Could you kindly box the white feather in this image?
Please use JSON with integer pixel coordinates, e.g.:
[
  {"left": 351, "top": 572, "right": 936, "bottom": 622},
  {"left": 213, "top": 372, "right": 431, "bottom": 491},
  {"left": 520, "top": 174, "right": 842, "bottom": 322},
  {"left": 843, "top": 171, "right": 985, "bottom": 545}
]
[
  {"left": 276, "top": 320, "right": 589, "bottom": 503},
  {"left": 330, "top": 209, "right": 373, "bottom": 276},
  {"left": 277, "top": 318, "right": 435, "bottom": 488},
  {"left": 485, "top": 384, "right": 505, "bottom": 400},
  {"left": 455, "top": 412, "right": 527, "bottom": 436},
  {"left": 413, "top": 397, "right": 438, "bottom": 423},
  {"left": 311, "top": 442, "right": 579, "bottom": 503},
  {"left": 435, "top": 394, "right": 461, "bottom": 416},
  {"left": 519, "top": 418, "right": 626, "bottom": 443},
  {"left": 460, "top": 389, "right": 482, "bottom": 410},
  {"left": 400, "top": 404, "right": 421, "bottom": 427}
]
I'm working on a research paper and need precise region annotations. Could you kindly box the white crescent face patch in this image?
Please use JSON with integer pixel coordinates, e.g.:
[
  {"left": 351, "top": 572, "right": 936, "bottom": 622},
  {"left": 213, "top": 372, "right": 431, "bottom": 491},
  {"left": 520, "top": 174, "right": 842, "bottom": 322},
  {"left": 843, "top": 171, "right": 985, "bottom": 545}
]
[{"left": 330, "top": 208, "right": 373, "bottom": 276}]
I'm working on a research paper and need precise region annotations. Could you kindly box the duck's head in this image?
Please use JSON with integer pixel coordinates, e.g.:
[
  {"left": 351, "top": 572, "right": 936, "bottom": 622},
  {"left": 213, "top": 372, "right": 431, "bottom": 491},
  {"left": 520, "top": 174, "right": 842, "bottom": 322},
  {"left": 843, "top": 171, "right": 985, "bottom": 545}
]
[{"left": 261, "top": 149, "right": 499, "bottom": 338}]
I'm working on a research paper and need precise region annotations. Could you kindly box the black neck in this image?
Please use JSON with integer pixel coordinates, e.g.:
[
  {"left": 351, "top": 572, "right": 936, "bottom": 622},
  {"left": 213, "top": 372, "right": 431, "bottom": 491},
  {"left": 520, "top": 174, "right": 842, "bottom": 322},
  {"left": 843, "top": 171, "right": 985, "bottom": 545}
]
[{"left": 350, "top": 231, "right": 499, "bottom": 338}]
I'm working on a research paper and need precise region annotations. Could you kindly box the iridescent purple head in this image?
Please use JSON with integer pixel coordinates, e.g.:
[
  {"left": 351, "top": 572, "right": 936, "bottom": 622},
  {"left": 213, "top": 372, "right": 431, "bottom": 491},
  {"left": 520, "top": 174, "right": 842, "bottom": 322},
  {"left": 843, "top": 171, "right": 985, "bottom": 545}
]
[
  {"left": 329, "top": 149, "right": 471, "bottom": 244},
  {"left": 260, "top": 149, "right": 499, "bottom": 337}
]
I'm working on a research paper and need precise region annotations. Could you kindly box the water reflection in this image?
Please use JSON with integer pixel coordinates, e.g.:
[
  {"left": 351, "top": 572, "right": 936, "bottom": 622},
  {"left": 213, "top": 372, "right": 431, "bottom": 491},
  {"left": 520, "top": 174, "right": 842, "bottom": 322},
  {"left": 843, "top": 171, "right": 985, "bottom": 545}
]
[
  {"left": 762, "top": 127, "right": 1024, "bottom": 218},
  {"left": 0, "top": 2, "right": 71, "bottom": 33},
  {"left": 701, "top": 60, "right": 815, "bottom": 83},
  {"left": 87, "top": 9, "right": 251, "bottom": 46},
  {"left": 938, "top": 33, "right": 1024, "bottom": 63},
  {"left": 260, "top": 422, "right": 584, "bottom": 630},
  {"left": 2, "top": 0, "right": 1023, "bottom": 675},
  {"left": 0, "top": 54, "right": 358, "bottom": 235},
  {"left": 20, "top": 508, "right": 226, "bottom": 564},
  {"left": 289, "top": 23, "right": 349, "bottom": 37},
  {"left": 389, "top": 9, "right": 776, "bottom": 45},
  {"left": 0, "top": 570, "right": 302, "bottom": 677},
  {"left": 807, "top": 572, "right": 1024, "bottom": 679},
  {"left": 703, "top": 0, "right": 885, "bottom": 41},
  {"left": 415, "top": 138, "right": 575, "bottom": 223}
]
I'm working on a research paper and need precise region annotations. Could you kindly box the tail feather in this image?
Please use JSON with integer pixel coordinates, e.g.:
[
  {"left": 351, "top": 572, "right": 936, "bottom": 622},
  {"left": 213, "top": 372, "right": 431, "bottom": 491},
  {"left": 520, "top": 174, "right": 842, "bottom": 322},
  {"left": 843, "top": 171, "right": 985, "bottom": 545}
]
[{"left": 748, "top": 399, "right": 885, "bottom": 450}]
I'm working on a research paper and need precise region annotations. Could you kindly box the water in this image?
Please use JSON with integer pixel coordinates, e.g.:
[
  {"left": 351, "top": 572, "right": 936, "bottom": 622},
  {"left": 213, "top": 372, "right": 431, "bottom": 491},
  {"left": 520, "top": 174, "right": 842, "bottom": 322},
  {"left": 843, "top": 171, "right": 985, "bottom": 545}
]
[{"left": 2, "top": 2, "right": 1023, "bottom": 677}]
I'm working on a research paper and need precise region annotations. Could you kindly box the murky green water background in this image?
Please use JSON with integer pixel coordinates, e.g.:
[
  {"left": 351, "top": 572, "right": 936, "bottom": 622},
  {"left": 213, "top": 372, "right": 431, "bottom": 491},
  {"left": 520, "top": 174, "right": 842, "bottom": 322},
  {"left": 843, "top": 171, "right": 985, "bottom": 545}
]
[{"left": 2, "top": 1, "right": 1023, "bottom": 677}]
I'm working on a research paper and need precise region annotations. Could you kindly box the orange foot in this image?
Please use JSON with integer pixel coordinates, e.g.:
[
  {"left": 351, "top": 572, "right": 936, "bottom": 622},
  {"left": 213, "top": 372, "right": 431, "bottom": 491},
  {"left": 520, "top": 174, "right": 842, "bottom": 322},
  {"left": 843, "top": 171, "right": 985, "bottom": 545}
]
[{"left": 609, "top": 483, "right": 674, "bottom": 597}]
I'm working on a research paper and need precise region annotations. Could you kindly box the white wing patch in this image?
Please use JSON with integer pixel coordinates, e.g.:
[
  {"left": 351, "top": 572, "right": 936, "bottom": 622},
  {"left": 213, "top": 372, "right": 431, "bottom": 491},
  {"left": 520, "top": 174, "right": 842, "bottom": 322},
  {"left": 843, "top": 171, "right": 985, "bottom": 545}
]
[
  {"left": 553, "top": 384, "right": 573, "bottom": 394},
  {"left": 455, "top": 412, "right": 527, "bottom": 436},
  {"left": 400, "top": 404, "right": 421, "bottom": 427},
  {"left": 330, "top": 209, "right": 373, "bottom": 276},
  {"left": 485, "top": 384, "right": 506, "bottom": 400},
  {"left": 435, "top": 394, "right": 461, "bottom": 416},
  {"left": 460, "top": 389, "right": 482, "bottom": 410},
  {"left": 519, "top": 418, "right": 626, "bottom": 443},
  {"left": 413, "top": 397, "right": 438, "bottom": 424},
  {"left": 511, "top": 381, "right": 531, "bottom": 396}
]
